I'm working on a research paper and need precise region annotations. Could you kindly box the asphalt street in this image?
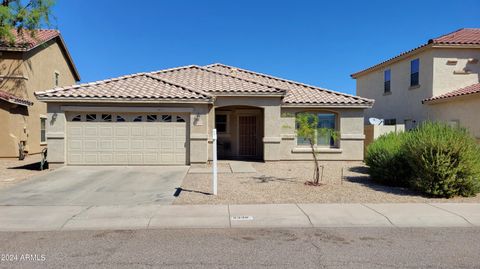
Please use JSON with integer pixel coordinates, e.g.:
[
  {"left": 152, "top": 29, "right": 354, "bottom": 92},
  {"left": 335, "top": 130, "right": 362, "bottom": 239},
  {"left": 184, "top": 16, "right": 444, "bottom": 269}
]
[{"left": 0, "top": 227, "right": 479, "bottom": 268}]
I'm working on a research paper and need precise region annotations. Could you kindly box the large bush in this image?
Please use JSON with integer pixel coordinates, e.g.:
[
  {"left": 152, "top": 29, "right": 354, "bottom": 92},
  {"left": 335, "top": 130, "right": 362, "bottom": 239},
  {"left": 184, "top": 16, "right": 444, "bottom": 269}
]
[
  {"left": 404, "top": 122, "right": 480, "bottom": 198},
  {"left": 365, "top": 132, "right": 411, "bottom": 187}
]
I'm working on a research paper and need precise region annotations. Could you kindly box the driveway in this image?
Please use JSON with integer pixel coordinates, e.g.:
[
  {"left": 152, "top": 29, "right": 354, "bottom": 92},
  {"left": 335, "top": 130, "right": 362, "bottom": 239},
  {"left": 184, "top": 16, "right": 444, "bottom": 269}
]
[{"left": 0, "top": 166, "right": 188, "bottom": 206}]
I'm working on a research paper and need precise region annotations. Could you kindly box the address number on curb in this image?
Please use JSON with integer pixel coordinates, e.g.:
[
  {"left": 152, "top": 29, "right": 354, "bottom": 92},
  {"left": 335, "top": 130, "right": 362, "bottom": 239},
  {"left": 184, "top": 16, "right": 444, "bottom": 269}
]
[{"left": 231, "top": 216, "right": 254, "bottom": 221}]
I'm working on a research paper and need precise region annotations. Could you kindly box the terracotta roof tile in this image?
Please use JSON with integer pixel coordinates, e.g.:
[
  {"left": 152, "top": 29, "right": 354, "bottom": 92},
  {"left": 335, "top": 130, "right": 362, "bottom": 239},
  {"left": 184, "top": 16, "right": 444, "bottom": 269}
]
[
  {"left": 422, "top": 82, "right": 480, "bottom": 103},
  {"left": 35, "top": 73, "right": 212, "bottom": 102},
  {"left": 151, "top": 65, "right": 284, "bottom": 95},
  {"left": 0, "top": 90, "right": 33, "bottom": 106},
  {"left": 431, "top": 28, "right": 480, "bottom": 45},
  {"left": 36, "top": 64, "right": 373, "bottom": 107},
  {"left": 351, "top": 28, "right": 480, "bottom": 78},
  {"left": 206, "top": 63, "right": 373, "bottom": 106},
  {"left": 0, "top": 29, "right": 60, "bottom": 51}
]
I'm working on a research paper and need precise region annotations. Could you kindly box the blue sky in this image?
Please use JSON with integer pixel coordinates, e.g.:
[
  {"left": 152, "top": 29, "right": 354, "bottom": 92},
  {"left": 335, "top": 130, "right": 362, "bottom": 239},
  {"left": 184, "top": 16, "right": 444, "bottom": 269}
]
[{"left": 53, "top": 0, "right": 479, "bottom": 95}]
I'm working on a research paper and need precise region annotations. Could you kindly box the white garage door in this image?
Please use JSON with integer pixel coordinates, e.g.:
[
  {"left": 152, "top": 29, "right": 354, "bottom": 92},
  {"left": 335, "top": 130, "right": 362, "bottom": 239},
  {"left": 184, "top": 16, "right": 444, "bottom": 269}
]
[{"left": 66, "top": 113, "right": 188, "bottom": 165}]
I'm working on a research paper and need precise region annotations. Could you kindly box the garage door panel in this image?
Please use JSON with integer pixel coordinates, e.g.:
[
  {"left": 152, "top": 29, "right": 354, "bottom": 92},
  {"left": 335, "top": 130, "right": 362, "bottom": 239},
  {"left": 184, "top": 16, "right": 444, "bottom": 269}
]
[
  {"left": 68, "top": 140, "right": 82, "bottom": 150},
  {"left": 83, "top": 154, "right": 98, "bottom": 164},
  {"left": 67, "top": 112, "right": 188, "bottom": 165},
  {"left": 99, "top": 127, "right": 114, "bottom": 137},
  {"left": 68, "top": 153, "right": 83, "bottom": 164},
  {"left": 99, "top": 140, "right": 113, "bottom": 150},
  {"left": 114, "top": 153, "right": 129, "bottom": 163},
  {"left": 130, "top": 154, "right": 143, "bottom": 164},
  {"left": 131, "top": 127, "right": 144, "bottom": 136},
  {"left": 68, "top": 126, "right": 83, "bottom": 137},
  {"left": 115, "top": 140, "right": 130, "bottom": 150},
  {"left": 99, "top": 153, "right": 114, "bottom": 163},
  {"left": 160, "top": 128, "right": 173, "bottom": 137},
  {"left": 115, "top": 127, "right": 129, "bottom": 137},
  {"left": 145, "top": 127, "right": 158, "bottom": 136},
  {"left": 143, "top": 153, "right": 159, "bottom": 163},
  {"left": 84, "top": 127, "right": 98, "bottom": 136},
  {"left": 84, "top": 140, "right": 98, "bottom": 151},
  {"left": 131, "top": 140, "right": 144, "bottom": 149}
]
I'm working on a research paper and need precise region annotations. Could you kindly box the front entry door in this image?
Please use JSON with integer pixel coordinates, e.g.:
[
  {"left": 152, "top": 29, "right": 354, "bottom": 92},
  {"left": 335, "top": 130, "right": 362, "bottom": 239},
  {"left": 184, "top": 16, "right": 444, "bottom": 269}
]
[{"left": 238, "top": 116, "right": 257, "bottom": 156}]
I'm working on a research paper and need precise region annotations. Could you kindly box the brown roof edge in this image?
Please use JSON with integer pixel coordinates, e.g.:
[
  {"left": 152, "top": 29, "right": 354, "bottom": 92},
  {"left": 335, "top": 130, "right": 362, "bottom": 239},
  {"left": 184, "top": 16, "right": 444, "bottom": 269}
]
[
  {"left": 206, "top": 63, "right": 372, "bottom": 103},
  {"left": 351, "top": 28, "right": 480, "bottom": 78},
  {"left": 0, "top": 90, "right": 33, "bottom": 106},
  {"left": 56, "top": 34, "right": 81, "bottom": 81}
]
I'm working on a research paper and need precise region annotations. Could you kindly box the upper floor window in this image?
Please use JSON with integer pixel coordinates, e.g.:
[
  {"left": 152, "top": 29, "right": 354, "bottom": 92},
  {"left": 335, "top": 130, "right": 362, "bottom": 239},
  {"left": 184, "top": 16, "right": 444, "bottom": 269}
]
[
  {"left": 410, "top": 59, "right": 419, "bottom": 87},
  {"left": 54, "top": 72, "right": 60, "bottom": 87},
  {"left": 384, "top": 69, "right": 391, "bottom": 93}
]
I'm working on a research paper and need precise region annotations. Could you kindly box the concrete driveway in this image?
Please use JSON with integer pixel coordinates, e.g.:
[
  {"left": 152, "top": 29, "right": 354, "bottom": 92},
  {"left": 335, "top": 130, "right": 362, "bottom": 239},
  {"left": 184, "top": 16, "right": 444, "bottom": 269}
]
[{"left": 0, "top": 166, "right": 188, "bottom": 206}]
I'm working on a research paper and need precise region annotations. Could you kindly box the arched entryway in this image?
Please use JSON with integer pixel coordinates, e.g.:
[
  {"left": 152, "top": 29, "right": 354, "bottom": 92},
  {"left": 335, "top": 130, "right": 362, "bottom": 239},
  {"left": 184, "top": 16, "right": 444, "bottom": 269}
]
[{"left": 215, "top": 106, "right": 264, "bottom": 160}]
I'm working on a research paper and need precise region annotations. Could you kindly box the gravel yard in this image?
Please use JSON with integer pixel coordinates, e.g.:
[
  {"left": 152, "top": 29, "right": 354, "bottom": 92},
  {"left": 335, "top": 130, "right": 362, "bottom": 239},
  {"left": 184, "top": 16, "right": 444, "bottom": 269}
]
[
  {"left": 0, "top": 155, "right": 53, "bottom": 189},
  {"left": 174, "top": 161, "right": 480, "bottom": 204}
]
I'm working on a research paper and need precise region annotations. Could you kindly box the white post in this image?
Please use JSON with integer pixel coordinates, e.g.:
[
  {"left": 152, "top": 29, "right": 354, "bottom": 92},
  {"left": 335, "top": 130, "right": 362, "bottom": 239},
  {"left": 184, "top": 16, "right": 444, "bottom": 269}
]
[{"left": 212, "top": 128, "right": 218, "bottom": 195}]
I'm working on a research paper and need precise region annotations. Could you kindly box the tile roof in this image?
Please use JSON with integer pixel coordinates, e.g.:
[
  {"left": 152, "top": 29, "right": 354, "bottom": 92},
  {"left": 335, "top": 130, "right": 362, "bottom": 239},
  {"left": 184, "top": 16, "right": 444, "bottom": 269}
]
[
  {"left": 151, "top": 65, "right": 284, "bottom": 95},
  {"left": 35, "top": 73, "right": 212, "bottom": 102},
  {"left": 206, "top": 63, "right": 373, "bottom": 106},
  {"left": 0, "top": 29, "right": 60, "bottom": 51},
  {"left": 0, "top": 90, "right": 33, "bottom": 106},
  {"left": 431, "top": 28, "right": 480, "bottom": 45},
  {"left": 422, "top": 82, "right": 480, "bottom": 103},
  {"left": 351, "top": 28, "right": 480, "bottom": 78},
  {"left": 36, "top": 63, "right": 373, "bottom": 107}
]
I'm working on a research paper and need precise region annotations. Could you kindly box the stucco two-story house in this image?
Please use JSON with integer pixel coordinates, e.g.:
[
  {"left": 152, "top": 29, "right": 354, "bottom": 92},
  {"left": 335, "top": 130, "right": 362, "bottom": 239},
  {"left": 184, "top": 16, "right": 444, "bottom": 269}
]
[
  {"left": 35, "top": 63, "right": 373, "bottom": 166},
  {"left": 0, "top": 29, "right": 80, "bottom": 158},
  {"left": 351, "top": 28, "right": 480, "bottom": 141}
]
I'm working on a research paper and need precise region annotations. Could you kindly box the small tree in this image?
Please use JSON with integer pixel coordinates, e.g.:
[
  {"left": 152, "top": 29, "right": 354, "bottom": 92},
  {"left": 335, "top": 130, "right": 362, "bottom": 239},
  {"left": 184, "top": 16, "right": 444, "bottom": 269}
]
[
  {"left": 0, "top": 0, "right": 55, "bottom": 42},
  {"left": 295, "top": 112, "right": 338, "bottom": 185}
]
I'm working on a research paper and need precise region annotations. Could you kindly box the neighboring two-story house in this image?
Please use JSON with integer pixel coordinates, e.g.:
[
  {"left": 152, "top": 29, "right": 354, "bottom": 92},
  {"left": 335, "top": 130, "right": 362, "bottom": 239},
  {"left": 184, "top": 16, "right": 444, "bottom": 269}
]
[
  {"left": 0, "top": 29, "right": 80, "bottom": 158},
  {"left": 351, "top": 28, "right": 480, "bottom": 141}
]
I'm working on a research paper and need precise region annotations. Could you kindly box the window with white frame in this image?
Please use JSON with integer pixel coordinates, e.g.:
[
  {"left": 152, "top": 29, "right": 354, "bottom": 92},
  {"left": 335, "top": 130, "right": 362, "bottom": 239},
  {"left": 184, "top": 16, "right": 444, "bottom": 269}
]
[
  {"left": 296, "top": 113, "right": 336, "bottom": 147},
  {"left": 40, "top": 117, "right": 47, "bottom": 143}
]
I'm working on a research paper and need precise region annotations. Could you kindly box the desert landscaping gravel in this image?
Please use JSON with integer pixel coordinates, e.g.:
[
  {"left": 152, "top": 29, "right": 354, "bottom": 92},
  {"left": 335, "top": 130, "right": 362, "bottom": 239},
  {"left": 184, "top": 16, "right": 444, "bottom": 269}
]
[
  {"left": 0, "top": 155, "right": 53, "bottom": 189},
  {"left": 174, "top": 161, "right": 480, "bottom": 204}
]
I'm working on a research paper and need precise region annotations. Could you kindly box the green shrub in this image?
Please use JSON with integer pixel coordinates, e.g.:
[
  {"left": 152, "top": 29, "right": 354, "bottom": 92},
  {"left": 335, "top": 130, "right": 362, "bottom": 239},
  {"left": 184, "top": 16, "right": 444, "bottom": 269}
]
[
  {"left": 365, "top": 132, "right": 411, "bottom": 187},
  {"left": 404, "top": 122, "right": 480, "bottom": 198}
]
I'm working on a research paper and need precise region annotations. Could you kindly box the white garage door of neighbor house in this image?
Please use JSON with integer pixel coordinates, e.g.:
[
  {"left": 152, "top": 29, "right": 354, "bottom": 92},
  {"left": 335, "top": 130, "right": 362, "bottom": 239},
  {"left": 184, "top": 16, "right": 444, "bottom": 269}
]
[{"left": 66, "top": 113, "right": 188, "bottom": 165}]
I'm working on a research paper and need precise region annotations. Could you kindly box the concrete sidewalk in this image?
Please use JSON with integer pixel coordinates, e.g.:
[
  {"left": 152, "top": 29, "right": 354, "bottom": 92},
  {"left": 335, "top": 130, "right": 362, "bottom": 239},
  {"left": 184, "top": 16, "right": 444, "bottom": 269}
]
[{"left": 0, "top": 203, "right": 479, "bottom": 231}]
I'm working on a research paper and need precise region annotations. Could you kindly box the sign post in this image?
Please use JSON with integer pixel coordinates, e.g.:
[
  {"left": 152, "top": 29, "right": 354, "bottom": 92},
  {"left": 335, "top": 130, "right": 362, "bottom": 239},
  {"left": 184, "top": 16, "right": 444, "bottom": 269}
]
[{"left": 212, "top": 129, "right": 218, "bottom": 195}]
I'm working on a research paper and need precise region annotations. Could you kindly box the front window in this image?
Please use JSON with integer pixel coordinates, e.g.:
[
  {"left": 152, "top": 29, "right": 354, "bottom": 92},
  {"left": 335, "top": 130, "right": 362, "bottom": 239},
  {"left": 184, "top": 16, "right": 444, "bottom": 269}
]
[
  {"left": 40, "top": 118, "right": 46, "bottom": 143},
  {"left": 410, "top": 59, "right": 419, "bottom": 86},
  {"left": 215, "top": 114, "right": 228, "bottom": 133},
  {"left": 297, "top": 113, "right": 336, "bottom": 147},
  {"left": 384, "top": 69, "right": 391, "bottom": 93}
]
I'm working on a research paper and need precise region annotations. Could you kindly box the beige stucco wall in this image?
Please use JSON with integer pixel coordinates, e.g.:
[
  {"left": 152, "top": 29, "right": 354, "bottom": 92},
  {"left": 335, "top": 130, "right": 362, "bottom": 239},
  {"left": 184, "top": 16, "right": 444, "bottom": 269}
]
[
  {"left": 208, "top": 96, "right": 282, "bottom": 162},
  {"left": 0, "top": 39, "right": 77, "bottom": 157},
  {"left": 356, "top": 47, "right": 479, "bottom": 139},
  {"left": 426, "top": 95, "right": 480, "bottom": 141},
  {"left": 279, "top": 107, "right": 366, "bottom": 161},
  {"left": 356, "top": 49, "right": 434, "bottom": 126},
  {"left": 432, "top": 48, "right": 480, "bottom": 96},
  {"left": 45, "top": 102, "right": 210, "bottom": 165}
]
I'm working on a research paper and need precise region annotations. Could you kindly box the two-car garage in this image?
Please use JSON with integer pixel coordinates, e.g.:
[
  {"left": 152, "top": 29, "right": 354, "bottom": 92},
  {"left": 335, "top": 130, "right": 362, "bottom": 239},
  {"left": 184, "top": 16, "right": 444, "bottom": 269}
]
[{"left": 66, "top": 112, "right": 188, "bottom": 165}]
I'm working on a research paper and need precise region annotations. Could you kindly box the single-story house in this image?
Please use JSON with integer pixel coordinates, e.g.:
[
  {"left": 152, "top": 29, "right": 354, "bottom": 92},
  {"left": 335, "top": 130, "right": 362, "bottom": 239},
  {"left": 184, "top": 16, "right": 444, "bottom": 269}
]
[{"left": 35, "top": 63, "right": 373, "bottom": 166}]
